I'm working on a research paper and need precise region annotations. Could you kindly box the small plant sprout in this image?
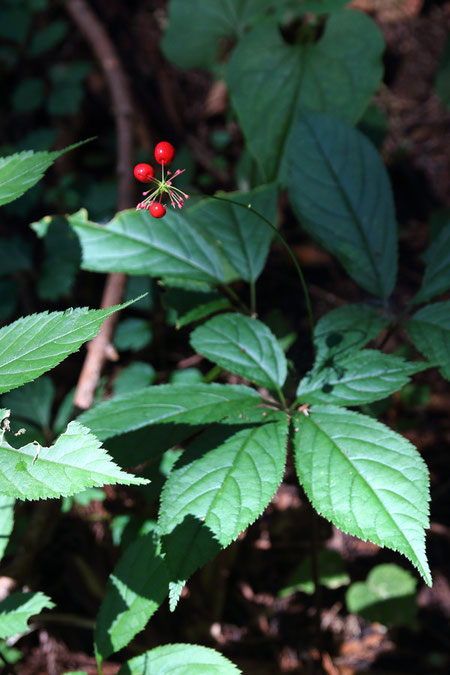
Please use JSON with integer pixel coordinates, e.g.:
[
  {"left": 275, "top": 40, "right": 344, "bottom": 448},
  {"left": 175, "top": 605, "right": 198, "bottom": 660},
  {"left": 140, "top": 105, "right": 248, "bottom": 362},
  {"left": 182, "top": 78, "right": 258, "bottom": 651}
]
[{"left": 134, "top": 141, "right": 189, "bottom": 217}]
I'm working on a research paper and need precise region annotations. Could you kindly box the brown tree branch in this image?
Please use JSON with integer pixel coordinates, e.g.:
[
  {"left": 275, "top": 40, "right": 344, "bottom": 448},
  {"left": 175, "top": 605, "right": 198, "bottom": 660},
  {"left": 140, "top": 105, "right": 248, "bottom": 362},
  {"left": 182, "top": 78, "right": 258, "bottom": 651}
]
[{"left": 65, "top": 0, "right": 136, "bottom": 410}]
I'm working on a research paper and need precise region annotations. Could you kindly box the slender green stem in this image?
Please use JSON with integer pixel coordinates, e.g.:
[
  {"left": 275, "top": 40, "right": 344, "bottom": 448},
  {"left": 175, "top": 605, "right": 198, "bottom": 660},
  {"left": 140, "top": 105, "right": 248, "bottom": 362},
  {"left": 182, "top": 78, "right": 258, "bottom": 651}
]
[
  {"left": 0, "top": 652, "right": 16, "bottom": 675},
  {"left": 250, "top": 278, "right": 256, "bottom": 316},
  {"left": 95, "top": 647, "right": 104, "bottom": 675},
  {"left": 192, "top": 192, "right": 315, "bottom": 347},
  {"left": 223, "top": 284, "right": 250, "bottom": 314},
  {"left": 276, "top": 386, "right": 287, "bottom": 410},
  {"left": 203, "top": 364, "right": 222, "bottom": 383},
  {"left": 377, "top": 299, "right": 415, "bottom": 352}
]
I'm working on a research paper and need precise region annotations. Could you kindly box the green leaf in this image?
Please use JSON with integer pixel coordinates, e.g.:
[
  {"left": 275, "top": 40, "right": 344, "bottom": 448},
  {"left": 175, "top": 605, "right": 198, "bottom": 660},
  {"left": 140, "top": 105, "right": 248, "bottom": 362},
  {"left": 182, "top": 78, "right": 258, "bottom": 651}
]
[
  {"left": 95, "top": 532, "right": 169, "bottom": 659},
  {"left": 0, "top": 140, "right": 92, "bottom": 207},
  {"left": 0, "top": 494, "right": 14, "bottom": 562},
  {"left": 435, "top": 34, "right": 450, "bottom": 109},
  {"left": 297, "top": 351, "right": 428, "bottom": 406},
  {"left": 279, "top": 549, "right": 350, "bottom": 597},
  {"left": 170, "top": 368, "right": 203, "bottom": 384},
  {"left": 0, "top": 642, "right": 23, "bottom": 667},
  {"left": 0, "top": 235, "right": 32, "bottom": 275},
  {"left": 78, "top": 383, "right": 262, "bottom": 441},
  {"left": 114, "top": 318, "right": 153, "bottom": 352},
  {"left": 162, "top": 0, "right": 274, "bottom": 69},
  {"left": 118, "top": 643, "right": 242, "bottom": 675},
  {"left": 1, "top": 376, "right": 54, "bottom": 428},
  {"left": 190, "top": 313, "right": 287, "bottom": 391},
  {"left": 429, "top": 208, "right": 450, "bottom": 241},
  {"left": 293, "top": 406, "right": 431, "bottom": 585},
  {"left": 0, "top": 8, "right": 31, "bottom": 45},
  {"left": 48, "top": 83, "right": 85, "bottom": 117},
  {"left": 69, "top": 208, "right": 226, "bottom": 284},
  {"left": 112, "top": 362, "right": 156, "bottom": 396},
  {"left": 159, "top": 414, "right": 288, "bottom": 584},
  {"left": 32, "top": 216, "right": 81, "bottom": 301},
  {"left": 0, "top": 591, "right": 54, "bottom": 639},
  {"left": 0, "top": 300, "right": 132, "bottom": 395},
  {"left": 346, "top": 563, "right": 417, "bottom": 629},
  {"left": 12, "top": 78, "right": 45, "bottom": 113},
  {"left": 414, "top": 222, "right": 450, "bottom": 304},
  {"left": 0, "top": 421, "right": 148, "bottom": 500},
  {"left": 190, "top": 184, "right": 279, "bottom": 282},
  {"left": 176, "top": 298, "right": 232, "bottom": 329},
  {"left": 295, "top": 0, "right": 349, "bottom": 13},
  {"left": 47, "top": 62, "right": 91, "bottom": 117},
  {"left": 406, "top": 301, "right": 450, "bottom": 380},
  {"left": 287, "top": 110, "right": 397, "bottom": 298},
  {"left": 28, "top": 19, "right": 68, "bottom": 56},
  {"left": 226, "top": 9, "right": 384, "bottom": 180},
  {"left": 0, "top": 278, "right": 18, "bottom": 321},
  {"left": 311, "top": 304, "right": 388, "bottom": 368}
]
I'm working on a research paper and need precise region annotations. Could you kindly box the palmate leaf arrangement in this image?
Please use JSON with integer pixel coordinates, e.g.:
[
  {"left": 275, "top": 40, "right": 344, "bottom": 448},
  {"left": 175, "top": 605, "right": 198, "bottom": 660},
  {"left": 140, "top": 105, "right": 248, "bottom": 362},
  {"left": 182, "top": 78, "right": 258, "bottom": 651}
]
[{"left": 1, "top": 1, "right": 449, "bottom": 673}]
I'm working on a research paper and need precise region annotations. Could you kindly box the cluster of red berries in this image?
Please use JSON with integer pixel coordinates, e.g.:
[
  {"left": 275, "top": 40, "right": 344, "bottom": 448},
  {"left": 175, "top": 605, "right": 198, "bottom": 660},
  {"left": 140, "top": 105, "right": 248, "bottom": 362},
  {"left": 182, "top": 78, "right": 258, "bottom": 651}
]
[{"left": 133, "top": 141, "right": 188, "bottom": 218}]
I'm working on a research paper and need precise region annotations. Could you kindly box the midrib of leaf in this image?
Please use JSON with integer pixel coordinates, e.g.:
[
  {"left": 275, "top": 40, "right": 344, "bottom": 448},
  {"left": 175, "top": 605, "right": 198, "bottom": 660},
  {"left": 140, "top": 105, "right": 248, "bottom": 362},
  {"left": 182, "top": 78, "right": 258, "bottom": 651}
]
[
  {"left": 309, "top": 415, "right": 427, "bottom": 573},
  {"left": 79, "top": 220, "right": 217, "bottom": 278},
  {"left": 2, "top": 443, "right": 90, "bottom": 472},
  {"left": 301, "top": 114, "right": 385, "bottom": 298},
  {"left": 222, "top": 0, "right": 239, "bottom": 29},
  {"left": 275, "top": 43, "right": 311, "bottom": 177}
]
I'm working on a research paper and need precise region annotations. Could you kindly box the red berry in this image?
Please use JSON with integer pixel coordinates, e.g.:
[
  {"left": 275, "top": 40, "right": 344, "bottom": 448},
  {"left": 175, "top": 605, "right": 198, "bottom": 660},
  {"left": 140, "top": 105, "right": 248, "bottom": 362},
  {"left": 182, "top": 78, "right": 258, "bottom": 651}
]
[
  {"left": 149, "top": 202, "right": 166, "bottom": 218},
  {"left": 154, "top": 141, "right": 175, "bottom": 165},
  {"left": 134, "top": 163, "right": 154, "bottom": 182}
]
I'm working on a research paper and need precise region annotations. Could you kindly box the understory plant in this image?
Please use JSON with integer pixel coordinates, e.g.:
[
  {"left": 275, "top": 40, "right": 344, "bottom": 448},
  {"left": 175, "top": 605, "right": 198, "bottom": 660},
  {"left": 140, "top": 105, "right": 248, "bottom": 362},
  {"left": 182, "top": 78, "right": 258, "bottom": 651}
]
[{"left": 1, "top": 1, "right": 450, "bottom": 673}]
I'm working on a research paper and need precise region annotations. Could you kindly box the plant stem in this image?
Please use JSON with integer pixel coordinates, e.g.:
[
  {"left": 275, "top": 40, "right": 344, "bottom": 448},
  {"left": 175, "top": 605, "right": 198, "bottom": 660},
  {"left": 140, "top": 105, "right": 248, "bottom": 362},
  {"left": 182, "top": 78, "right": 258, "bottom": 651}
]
[
  {"left": 250, "top": 278, "right": 256, "bottom": 316},
  {"left": 310, "top": 504, "right": 323, "bottom": 670},
  {"left": 0, "top": 652, "right": 16, "bottom": 675},
  {"left": 223, "top": 284, "right": 250, "bottom": 314},
  {"left": 377, "top": 300, "right": 414, "bottom": 352},
  {"left": 203, "top": 364, "right": 222, "bottom": 383},
  {"left": 276, "top": 386, "right": 288, "bottom": 410}
]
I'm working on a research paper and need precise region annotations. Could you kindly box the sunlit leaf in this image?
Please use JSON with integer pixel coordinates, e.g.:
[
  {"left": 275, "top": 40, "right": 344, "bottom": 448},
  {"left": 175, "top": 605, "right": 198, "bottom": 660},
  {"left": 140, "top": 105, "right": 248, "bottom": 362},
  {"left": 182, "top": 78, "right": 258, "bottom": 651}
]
[
  {"left": 0, "top": 421, "right": 148, "bottom": 500},
  {"left": 0, "top": 300, "right": 133, "bottom": 395},
  {"left": 293, "top": 406, "right": 431, "bottom": 585},
  {"left": 0, "top": 592, "right": 54, "bottom": 639},
  {"left": 0, "top": 494, "right": 14, "bottom": 562},
  {"left": 118, "top": 643, "right": 242, "bottom": 675},
  {"left": 0, "top": 140, "right": 91, "bottom": 207},
  {"left": 159, "top": 414, "right": 288, "bottom": 584},
  {"left": 95, "top": 532, "right": 169, "bottom": 659}
]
